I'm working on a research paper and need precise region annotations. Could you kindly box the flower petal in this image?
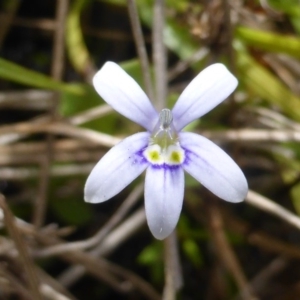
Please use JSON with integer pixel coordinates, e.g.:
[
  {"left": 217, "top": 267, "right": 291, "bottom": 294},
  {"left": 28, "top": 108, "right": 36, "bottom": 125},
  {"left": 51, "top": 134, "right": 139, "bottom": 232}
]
[
  {"left": 145, "top": 166, "right": 184, "bottom": 240},
  {"left": 172, "top": 64, "right": 238, "bottom": 131},
  {"left": 93, "top": 62, "right": 158, "bottom": 131},
  {"left": 180, "top": 132, "right": 248, "bottom": 202},
  {"left": 85, "top": 132, "right": 149, "bottom": 203}
]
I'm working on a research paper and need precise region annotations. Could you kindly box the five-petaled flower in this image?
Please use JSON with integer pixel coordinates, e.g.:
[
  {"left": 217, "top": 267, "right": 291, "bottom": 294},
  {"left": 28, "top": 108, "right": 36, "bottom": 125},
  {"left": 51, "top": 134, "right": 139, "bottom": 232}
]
[{"left": 84, "top": 62, "right": 248, "bottom": 240}]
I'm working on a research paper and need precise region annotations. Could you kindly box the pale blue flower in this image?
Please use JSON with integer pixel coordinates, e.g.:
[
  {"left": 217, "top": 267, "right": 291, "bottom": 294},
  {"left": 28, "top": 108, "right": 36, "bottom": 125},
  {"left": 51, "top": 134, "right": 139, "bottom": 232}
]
[{"left": 84, "top": 62, "right": 248, "bottom": 240}]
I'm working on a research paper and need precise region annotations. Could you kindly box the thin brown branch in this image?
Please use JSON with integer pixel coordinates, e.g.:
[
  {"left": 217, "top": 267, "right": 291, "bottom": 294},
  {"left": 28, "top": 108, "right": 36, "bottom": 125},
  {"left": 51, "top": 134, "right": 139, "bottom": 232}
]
[
  {"left": 0, "top": 164, "right": 94, "bottom": 180},
  {"left": 37, "top": 267, "right": 76, "bottom": 300},
  {"left": 0, "top": 139, "right": 97, "bottom": 155},
  {"left": 34, "top": 222, "right": 159, "bottom": 299},
  {"left": 247, "top": 257, "right": 287, "bottom": 295},
  {"left": 153, "top": 0, "right": 167, "bottom": 109},
  {"left": 0, "top": 0, "right": 20, "bottom": 48},
  {"left": 0, "top": 138, "right": 102, "bottom": 166},
  {"left": 201, "top": 129, "right": 300, "bottom": 143},
  {"left": 0, "top": 13, "right": 146, "bottom": 41},
  {"left": 99, "top": 257, "right": 161, "bottom": 300},
  {"left": 0, "top": 149, "right": 102, "bottom": 166},
  {"left": 167, "top": 48, "right": 208, "bottom": 81},
  {"left": 222, "top": 0, "right": 235, "bottom": 73},
  {"left": 252, "top": 107, "right": 300, "bottom": 130},
  {"left": 0, "top": 90, "right": 54, "bottom": 110},
  {"left": 246, "top": 190, "right": 300, "bottom": 231},
  {"left": 1, "top": 14, "right": 56, "bottom": 30},
  {"left": 162, "top": 232, "right": 183, "bottom": 300},
  {"left": 221, "top": 206, "right": 300, "bottom": 261},
  {"left": 40, "top": 284, "right": 72, "bottom": 300},
  {"left": 35, "top": 184, "right": 143, "bottom": 257},
  {"left": 58, "top": 208, "right": 146, "bottom": 287},
  {"left": 205, "top": 199, "right": 257, "bottom": 300},
  {"left": 0, "top": 264, "right": 35, "bottom": 300},
  {"left": 51, "top": 0, "right": 69, "bottom": 80},
  {"left": 127, "top": 0, "right": 154, "bottom": 101},
  {"left": 0, "top": 207, "right": 159, "bottom": 299},
  {"left": 0, "top": 102, "right": 114, "bottom": 146},
  {"left": 34, "top": 0, "right": 69, "bottom": 227},
  {"left": 0, "top": 194, "right": 42, "bottom": 300},
  {"left": 68, "top": 104, "right": 113, "bottom": 125},
  {"left": 0, "top": 121, "right": 121, "bottom": 146}
]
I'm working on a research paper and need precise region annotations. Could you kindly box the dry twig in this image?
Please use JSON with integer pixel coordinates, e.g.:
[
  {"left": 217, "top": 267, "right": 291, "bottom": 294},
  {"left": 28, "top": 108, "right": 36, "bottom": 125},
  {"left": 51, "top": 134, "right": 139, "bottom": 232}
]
[
  {"left": 127, "top": 0, "right": 154, "bottom": 101},
  {"left": 0, "top": 194, "right": 42, "bottom": 300},
  {"left": 246, "top": 190, "right": 300, "bottom": 231},
  {"left": 205, "top": 199, "right": 257, "bottom": 300}
]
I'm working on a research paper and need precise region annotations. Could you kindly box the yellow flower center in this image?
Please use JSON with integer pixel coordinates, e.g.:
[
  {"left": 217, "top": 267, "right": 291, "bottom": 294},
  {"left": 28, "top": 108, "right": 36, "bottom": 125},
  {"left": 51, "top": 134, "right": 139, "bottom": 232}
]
[
  {"left": 149, "top": 151, "right": 160, "bottom": 161},
  {"left": 143, "top": 144, "right": 185, "bottom": 165},
  {"left": 169, "top": 150, "right": 182, "bottom": 164}
]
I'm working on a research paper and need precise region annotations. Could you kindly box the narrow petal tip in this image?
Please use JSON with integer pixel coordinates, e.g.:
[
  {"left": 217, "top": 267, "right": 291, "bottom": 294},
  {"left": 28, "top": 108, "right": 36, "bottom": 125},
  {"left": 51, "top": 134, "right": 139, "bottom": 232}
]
[
  {"left": 84, "top": 132, "right": 149, "bottom": 204},
  {"left": 226, "top": 173, "right": 248, "bottom": 203},
  {"left": 84, "top": 195, "right": 97, "bottom": 204},
  {"left": 150, "top": 227, "right": 173, "bottom": 240},
  {"left": 172, "top": 63, "right": 238, "bottom": 130},
  {"left": 93, "top": 62, "right": 158, "bottom": 131}
]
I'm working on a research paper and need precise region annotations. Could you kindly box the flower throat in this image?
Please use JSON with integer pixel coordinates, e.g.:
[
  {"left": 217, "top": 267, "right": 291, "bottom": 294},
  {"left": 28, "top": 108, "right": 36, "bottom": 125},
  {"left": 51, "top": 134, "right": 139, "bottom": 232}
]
[
  {"left": 143, "top": 109, "right": 185, "bottom": 165},
  {"left": 150, "top": 109, "right": 178, "bottom": 148}
]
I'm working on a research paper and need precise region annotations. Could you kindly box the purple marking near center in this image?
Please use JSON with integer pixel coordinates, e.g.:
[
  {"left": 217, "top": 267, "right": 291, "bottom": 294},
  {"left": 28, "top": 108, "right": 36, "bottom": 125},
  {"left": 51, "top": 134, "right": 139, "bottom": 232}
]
[{"left": 135, "top": 145, "right": 185, "bottom": 171}]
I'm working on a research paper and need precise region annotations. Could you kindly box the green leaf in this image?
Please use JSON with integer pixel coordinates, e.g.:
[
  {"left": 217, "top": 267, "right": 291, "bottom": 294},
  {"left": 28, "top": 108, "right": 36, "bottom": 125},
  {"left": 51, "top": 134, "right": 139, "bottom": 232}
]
[
  {"left": 291, "top": 16, "right": 300, "bottom": 35},
  {"left": 268, "top": 0, "right": 300, "bottom": 17},
  {"left": 0, "top": 57, "right": 84, "bottom": 94},
  {"left": 291, "top": 183, "right": 300, "bottom": 216},
  {"left": 164, "top": 19, "right": 200, "bottom": 60},
  {"left": 138, "top": 242, "right": 161, "bottom": 265},
  {"left": 182, "top": 238, "right": 203, "bottom": 267},
  {"left": 60, "top": 84, "right": 118, "bottom": 133},
  {"left": 137, "top": 241, "right": 164, "bottom": 283},
  {"left": 274, "top": 149, "right": 300, "bottom": 216},
  {"left": 236, "top": 26, "right": 300, "bottom": 59},
  {"left": 236, "top": 50, "right": 300, "bottom": 121},
  {"left": 66, "top": 0, "right": 93, "bottom": 73},
  {"left": 60, "top": 84, "right": 101, "bottom": 117}
]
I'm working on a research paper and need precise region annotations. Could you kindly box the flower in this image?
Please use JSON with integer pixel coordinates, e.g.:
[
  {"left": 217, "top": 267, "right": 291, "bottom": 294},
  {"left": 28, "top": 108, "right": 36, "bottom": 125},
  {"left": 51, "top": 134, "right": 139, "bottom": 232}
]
[{"left": 84, "top": 62, "right": 248, "bottom": 240}]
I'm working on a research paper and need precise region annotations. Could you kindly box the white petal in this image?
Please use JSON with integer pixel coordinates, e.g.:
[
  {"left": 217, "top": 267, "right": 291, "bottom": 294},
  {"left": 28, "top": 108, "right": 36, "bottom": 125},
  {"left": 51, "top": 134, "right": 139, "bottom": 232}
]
[
  {"left": 145, "top": 166, "right": 184, "bottom": 240},
  {"left": 172, "top": 64, "right": 238, "bottom": 131},
  {"left": 93, "top": 62, "right": 158, "bottom": 131},
  {"left": 85, "top": 132, "right": 149, "bottom": 203},
  {"left": 180, "top": 132, "right": 248, "bottom": 202}
]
